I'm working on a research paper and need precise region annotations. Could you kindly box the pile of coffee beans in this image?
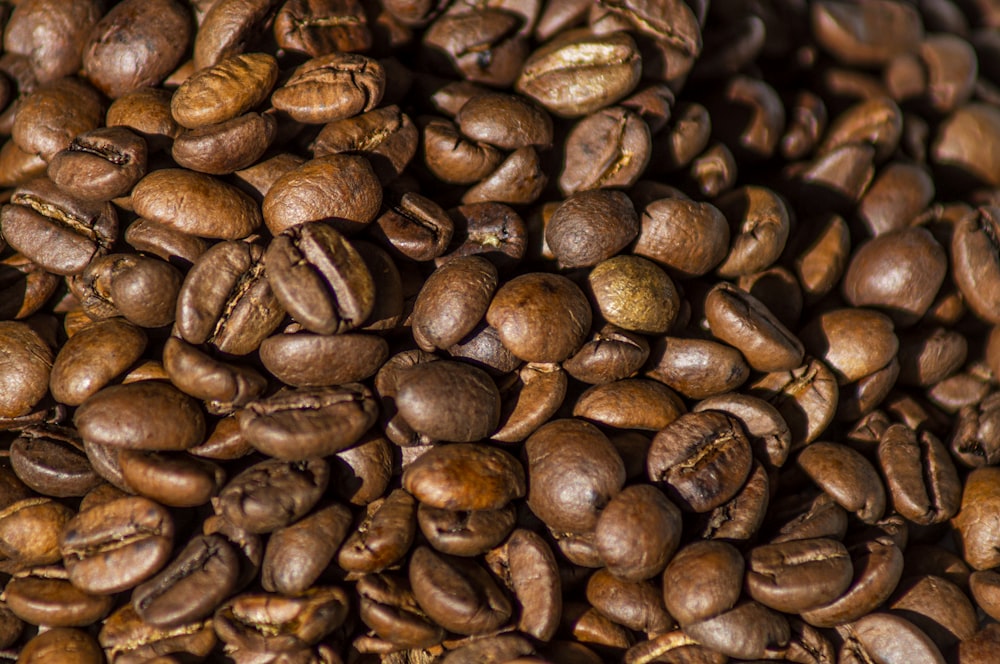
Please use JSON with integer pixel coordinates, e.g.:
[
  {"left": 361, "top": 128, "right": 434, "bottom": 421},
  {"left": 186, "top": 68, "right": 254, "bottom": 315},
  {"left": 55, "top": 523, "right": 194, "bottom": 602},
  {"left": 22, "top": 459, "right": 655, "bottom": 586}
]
[{"left": 4, "top": 0, "right": 1000, "bottom": 661}]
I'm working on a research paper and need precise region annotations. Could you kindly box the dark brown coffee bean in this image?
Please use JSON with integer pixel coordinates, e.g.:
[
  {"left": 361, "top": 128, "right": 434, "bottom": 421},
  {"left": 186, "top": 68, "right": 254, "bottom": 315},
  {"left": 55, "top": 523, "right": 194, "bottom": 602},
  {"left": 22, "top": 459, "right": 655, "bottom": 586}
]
[
  {"left": 423, "top": 10, "right": 528, "bottom": 88},
  {"left": 560, "top": 106, "right": 651, "bottom": 195},
  {"left": 646, "top": 337, "right": 750, "bottom": 401},
  {"left": 395, "top": 361, "right": 502, "bottom": 442},
  {"left": 745, "top": 538, "right": 853, "bottom": 613},
  {"left": 694, "top": 393, "right": 792, "bottom": 469},
  {"left": 371, "top": 191, "right": 454, "bottom": 262},
  {"left": 408, "top": 545, "right": 511, "bottom": 635},
  {"left": 953, "top": 466, "right": 1000, "bottom": 570},
  {"left": 800, "top": 308, "right": 899, "bottom": 385},
  {"left": 83, "top": 0, "right": 192, "bottom": 99},
  {"left": 47, "top": 126, "right": 148, "bottom": 202},
  {"left": 546, "top": 190, "right": 639, "bottom": 269},
  {"left": 2, "top": 177, "right": 117, "bottom": 276},
  {"left": 705, "top": 282, "right": 804, "bottom": 372},
  {"left": 132, "top": 534, "right": 240, "bottom": 628},
  {"left": 259, "top": 331, "right": 388, "bottom": 387},
  {"left": 4, "top": 574, "right": 112, "bottom": 628},
  {"left": 563, "top": 325, "right": 650, "bottom": 385},
  {"left": 312, "top": 104, "right": 418, "bottom": 182},
  {"left": 634, "top": 197, "right": 730, "bottom": 278},
  {"left": 799, "top": 531, "right": 904, "bottom": 627},
  {"left": 487, "top": 272, "right": 591, "bottom": 363},
  {"left": 811, "top": 0, "right": 923, "bottom": 67},
  {"left": 49, "top": 318, "right": 146, "bottom": 407},
  {"left": 586, "top": 569, "right": 672, "bottom": 634},
  {"left": 0, "top": 321, "right": 52, "bottom": 418},
  {"left": 594, "top": 484, "right": 681, "bottom": 581},
  {"left": 456, "top": 92, "right": 552, "bottom": 151},
  {"left": 403, "top": 443, "right": 524, "bottom": 511},
  {"left": 162, "top": 337, "right": 266, "bottom": 414},
  {"left": 275, "top": 0, "right": 371, "bottom": 56},
  {"left": 75, "top": 381, "right": 204, "bottom": 451},
  {"left": 213, "top": 457, "right": 329, "bottom": 535},
  {"left": 193, "top": 0, "right": 282, "bottom": 71},
  {"left": 839, "top": 612, "right": 945, "bottom": 663},
  {"left": 422, "top": 116, "right": 505, "bottom": 185},
  {"left": 214, "top": 587, "right": 350, "bottom": 651},
  {"left": 239, "top": 384, "right": 378, "bottom": 460},
  {"left": 890, "top": 574, "right": 977, "bottom": 651},
  {"left": 105, "top": 87, "right": 178, "bottom": 153},
  {"left": 272, "top": 53, "right": 385, "bottom": 124},
  {"left": 417, "top": 503, "right": 515, "bottom": 557},
  {"left": 72, "top": 253, "right": 183, "bottom": 328},
  {"left": 525, "top": 419, "right": 625, "bottom": 532},
  {"left": 715, "top": 186, "right": 791, "bottom": 278},
  {"left": 175, "top": 240, "right": 284, "bottom": 355},
  {"left": 60, "top": 496, "right": 174, "bottom": 594},
  {"left": 339, "top": 489, "right": 417, "bottom": 573},
  {"left": 262, "top": 502, "right": 352, "bottom": 595},
  {"left": 662, "top": 540, "right": 744, "bottom": 627},
  {"left": 877, "top": 424, "right": 961, "bottom": 525},
  {"left": 330, "top": 432, "right": 392, "bottom": 506},
  {"left": 797, "top": 441, "right": 886, "bottom": 524},
  {"left": 12, "top": 78, "right": 104, "bottom": 161},
  {"left": 99, "top": 603, "right": 216, "bottom": 662},
  {"left": 117, "top": 449, "right": 226, "bottom": 508},
  {"left": 0, "top": 497, "right": 73, "bottom": 571},
  {"left": 2, "top": 0, "right": 103, "bottom": 83},
  {"left": 265, "top": 221, "right": 375, "bottom": 335},
  {"left": 484, "top": 529, "right": 561, "bottom": 641},
  {"left": 123, "top": 218, "right": 207, "bottom": 270},
  {"left": 684, "top": 601, "right": 790, "bottom": 660},
  {"left": 132, "top": 169, "right": 263, "bottom": 240},
  {"left": 18, "top": 627, "right": 104, "bottom": 664},
  {"left": 357, "top": 572, "right": 445, "bottom": 648},
  {"left": 263, "top": 154, "right": 382, "bottom": 236},
  {"left": 648, "top": 411, "right": 753, "bottom": 513},
  {"left": 516, "top": 28, "right": 641, "bottom": 117},
  {"left": 574, "top": 379, "right": 685, "bottom": 432},
  {"left": 10, "top": 428, "right": 100, "bottom": 498},
  {"left": 461, "top": 145, "right": 548, "bottom": 205},
  {"left": 412, "top": 256, "right": 498, "bottom": 351},
  {"left": 171, "top": 111, "right": 277, "bottom": 175},
  {"left": 171, "top": 52, "right": 279, "bottom": 129}
]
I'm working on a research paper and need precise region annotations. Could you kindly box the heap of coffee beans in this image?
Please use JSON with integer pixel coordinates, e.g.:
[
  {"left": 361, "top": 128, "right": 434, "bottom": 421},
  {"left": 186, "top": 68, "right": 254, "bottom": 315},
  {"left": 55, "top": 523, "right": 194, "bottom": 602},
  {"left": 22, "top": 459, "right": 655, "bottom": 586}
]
[{"left": 3, "top": 0, "right": 1000, "bottom": 661}]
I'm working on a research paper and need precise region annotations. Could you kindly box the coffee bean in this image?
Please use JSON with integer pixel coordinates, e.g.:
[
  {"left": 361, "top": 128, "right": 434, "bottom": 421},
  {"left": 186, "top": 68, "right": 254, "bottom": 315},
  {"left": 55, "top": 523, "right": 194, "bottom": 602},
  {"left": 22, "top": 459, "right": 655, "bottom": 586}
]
[
  {"left": 75, "top": 382, "right": 205, "bottom": 451},
  {"left": 272, "top": 53, "right": 385, "bottom": 124},
  {"left": 60, "top": 496, "right": 174, "bottom": 594},
  {"left": 170, "top": 52, "right": 279, "bottom": 129}
]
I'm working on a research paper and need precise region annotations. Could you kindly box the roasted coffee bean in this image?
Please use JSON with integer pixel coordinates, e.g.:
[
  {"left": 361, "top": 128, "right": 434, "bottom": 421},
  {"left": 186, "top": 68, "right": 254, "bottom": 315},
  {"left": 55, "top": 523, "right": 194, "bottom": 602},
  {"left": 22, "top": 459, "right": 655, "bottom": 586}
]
[
  {"left": 132, "top": 534, "right": 240, "bottom": 628},
  {"left": 694, "top": 393, "right": 792, "bottom": 469},
  {"left": 646, "top": 336, "right": 750, "bottom": 400},
  {"left": 2, "top": 177, "right": 117, "bottom": 276},
  {"left": 265, "top": 221, "right": 375, "bottom": 334},
  {"left": 2, "top": 0, "right": 103, "bottom": 83},
  {"left": 586, "top": 569, "right": 672, "bottom": 634},
  {"left": 238, "top": 384, "right": 377, "bottom": 460},
  {"left": 662, "top": 540, "right": 745, "bottom": 627},
  {"left": 797, "top": 441, "right": 886, "bottom": 524},
  {"left": 4, "top": 573, "right": 113, "bottom": 628},
  {"left": 563, "top": 325, "right": 650, "bottom": 385},
  {"left": 839, "top": 612, "right": 945, "bottom": 663},
  {"left": 403, "top": 443, "right": 524, "bottom": 511},
  {"left": 487, "top": 273, "right": 591, "bottom": 363},
  {"left": 877, "top": 424, "right": 961, "bottom": 525},
  {"left": 492, "top": 362, "right": 566, "bottom": 442},
  {"left": 275, "top": 0, "right": 372, "bottom": 56},
  {"left": 0, "top": 321, "right": 52, "bottom": 418},
  {"left": 260, "top": 331, "right": 388, "bottom": 387},
  {"left": 560, "top": 106, "right": 651, "bottom": 195},
  {"left": 339, "top": 489, "right": 417, "bottom": 574},
  {"left": 132, "top": 169, "right": 262, "bottom": 240},
  {"left": 105, "top": 87, "right": 178, "bottom": 153},
  {"left": 0, "top": 497, "right": 73, "bottom": 570},
  {"left": 647, "top": 411, "right": 753, "bottom": 513},
  {"left": 574, "top": 379, "right": 685, "bottom": 432},
  {"left": 395, "top": 362, "right": 500, "bottom": 443},
  {"left": 705, "top": 282, "right": 804, "bottom": 372},
  {"left": 371, "top": 191, "right": 453, "bottom": 261},
  {"left": 73, "top": 253, "right": 183, "bottom": 328},
  {"left": 312, "top": 104, "right": 418, "bottom": 182},
  {"left": 594, "top": 484, "right": 681, "bottom": 581},
  {"left": 408, "top": 545, "right": 511, "bottom": 635},
  {"left": 357, "top": 572, "right": 445, "bottom": 648},
  {"left": 213, "top": 587, "right": 350, "bottom": 651},
  {"left": 635, "top": 197, "right": 729, "bottom": 278},
  {"left": 49, "top": 318, "right": 146, "bottom": 406},
  {"left": 9, "top": 428, "right": 100, "bottom": 498},
  {"left": 162, "top": 337, "right": 266, "bottom": 413},
  {"left": 99, "top": 603, "right": 216, "bottom": 663},
  {"left": 47, "top": 126, "right": 147, "bottom": 202},
  {"left": 546, "top": 190, "right": 639, "bottom": 269},
  {"left": 412, "top": 255, "right": 498, "bottom": 351},
  {"left": 212, "top": 457, "right": 330, "bottom": 535},
  {"left": 525, "top": 419, "right": 624, "bottom": 532},
  {"left": 12, "top": 78, "right": 104, "bottom": 161},
  {"left": 263, "top": 154, "right": 382, "bottom": 235},
  {"left": 17, "top": 627, "right": 103, "bottom": 664},
  {"left": 262, "top": 502, "right": 352, "bottom": 595},
  {"left": 171, "top": 111, "right": 277, "bottom": 175},
  {"left": 516, "top": 28, "right": 641, "bottom": 117},
  {"left": 889, "top": 574, "right": 977, "bottom": 650},
  {"left": 117, "top": 449, "right": 225, "bottom": 508},
  {"left": 417, "top": 504, "right": 515, "bottom": 556},
  {"left": 82, "top": 0, "right": 192, "bottom": 99},
  {"left": 75, "top": 381, "right": 204, "bottom": 451},
  {"left": 123, "top": 218, "right": 207, "bottom": 270},
  {"left": 170, "top": 52, "right": 279, "bottom": 129},
  {"left": 745, "top": 538, "right": 853, "bottom": 613},
  {"left": 175, "top": 240, "right": 284, "bottom": 355},
  {"left": 423, "top": 10, "right": 528, "bottom": 88},
  {"left": 60, "top": 496, "right": 174, "bottom": 594},
  {"left": 272, "top": 53, "right": 385, "bottom": 124}
]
